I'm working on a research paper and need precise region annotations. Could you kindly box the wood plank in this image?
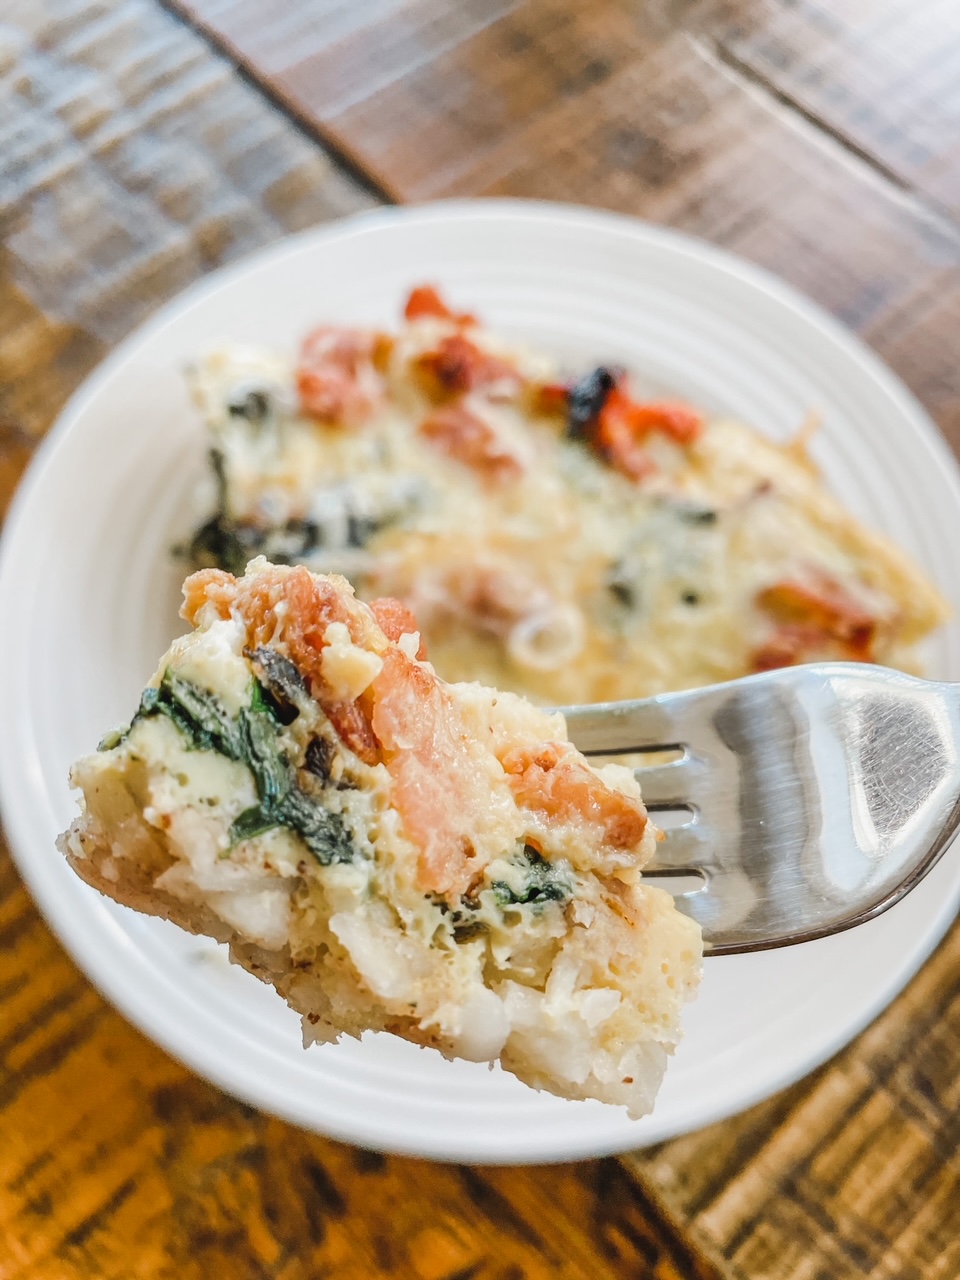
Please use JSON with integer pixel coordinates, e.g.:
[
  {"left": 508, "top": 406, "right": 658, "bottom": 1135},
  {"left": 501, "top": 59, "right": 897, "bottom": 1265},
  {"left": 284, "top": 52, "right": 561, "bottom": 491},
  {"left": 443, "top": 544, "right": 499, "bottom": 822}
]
[
  {"left": 7, "top": 0, "right": 960, "bottom": 1277},
  {"left": 170, "top": 0, "right": 960, "bottom": 453},
  {"left": 171, "top": 0, "right": 960, "bottom": 232},
  {"left": 0, "top": 2, "right": 723, "bottom": 1277},
  {"left": 0, "top": 832, "right": 727, "bottom": 1280},
  {"left": 696, "top": 0, "right": 960, "bottom": 222},
  {"left": 628, "top": 917, "right": 960, "bottom": 1280}
]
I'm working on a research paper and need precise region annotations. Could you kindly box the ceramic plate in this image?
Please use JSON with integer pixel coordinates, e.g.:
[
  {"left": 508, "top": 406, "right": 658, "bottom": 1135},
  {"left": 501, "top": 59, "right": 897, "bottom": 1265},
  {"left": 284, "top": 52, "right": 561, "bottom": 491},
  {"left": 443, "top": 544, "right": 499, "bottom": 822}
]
[{"left": 3, "top": 201, "right": 959, "bottom": 1163}]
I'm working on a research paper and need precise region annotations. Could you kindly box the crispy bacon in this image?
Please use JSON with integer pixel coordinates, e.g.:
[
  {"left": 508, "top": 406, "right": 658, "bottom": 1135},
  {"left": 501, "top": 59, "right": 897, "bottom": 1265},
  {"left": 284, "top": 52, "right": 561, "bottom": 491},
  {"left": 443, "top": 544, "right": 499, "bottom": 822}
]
[
  {"left": 370, "top": 649, "right": 485, "bottom": 896},
  {"left": 501, "top": 742, "right": 648, "bottom": 852},
  {"left": 403, "top": 285, "right": 475, "bottom": 326},
  {"left": 371, "top": 597, "right": 429, "bottom": 660},
  {"left": 419, "top": 403, "right": 523, "bottom": 483},
  {"left": 182, "top": 565, "right": 384, "bottom": 762}
]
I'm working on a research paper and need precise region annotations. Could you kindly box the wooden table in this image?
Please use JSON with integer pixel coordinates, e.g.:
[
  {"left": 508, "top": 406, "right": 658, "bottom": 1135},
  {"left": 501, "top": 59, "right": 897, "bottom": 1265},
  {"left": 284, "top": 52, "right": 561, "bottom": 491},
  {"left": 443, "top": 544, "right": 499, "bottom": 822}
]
[{"left": 3, "top": 2, "right": 960, "bottom": 1276}]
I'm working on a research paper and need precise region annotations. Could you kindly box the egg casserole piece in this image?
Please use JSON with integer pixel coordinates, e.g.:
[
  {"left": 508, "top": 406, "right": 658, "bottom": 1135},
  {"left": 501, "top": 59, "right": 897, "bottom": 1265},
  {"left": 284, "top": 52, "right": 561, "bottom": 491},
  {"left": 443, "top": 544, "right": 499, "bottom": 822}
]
[
  {"left": 59, "top": 560, "right": 701, "bottom": 1117},
  {"left": 183, "top": 285, "right": 948, "bottom": 705}
]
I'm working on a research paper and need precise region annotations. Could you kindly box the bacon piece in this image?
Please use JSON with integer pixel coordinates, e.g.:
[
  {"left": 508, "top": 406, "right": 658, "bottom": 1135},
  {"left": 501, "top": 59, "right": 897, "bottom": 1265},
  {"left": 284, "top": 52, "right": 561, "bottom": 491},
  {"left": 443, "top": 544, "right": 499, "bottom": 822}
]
[
  {"left": 181, "top": 568, "right": 237, "bottom": 624},
  {"left": 403, "top": 285, "right": 475, "bottom": 326},
  {"left": 501, "top": 743, "right": 648, "bottom": 852},
  {"left": 296, "top": 326, "right": 384, "bottom": 425},
  {"left": 370, "top": 649, "right": 485, "bottom": 896},
  {"left": 371, "top": 597, "right": 429, "bottom": 660},
  {"left": 751, "top": 572, "right": 877, "bottom": 669},
  {"left": 413, "top": 334, "right": 522, "bottom": 402},
  {"left": 419, "top": 404, "right": 523, "bottom": 483},
  {"left": 182, "top": 565, "right": 384, "bottom": 762}
]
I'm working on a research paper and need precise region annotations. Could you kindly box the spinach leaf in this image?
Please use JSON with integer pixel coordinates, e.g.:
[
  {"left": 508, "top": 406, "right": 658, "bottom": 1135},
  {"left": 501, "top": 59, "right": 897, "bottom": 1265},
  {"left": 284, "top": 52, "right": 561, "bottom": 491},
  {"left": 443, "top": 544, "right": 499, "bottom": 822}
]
[
  {"left": 492, "top": 846, "right": 571, "bottom": 908},
  {"left": 227, "top": 387, "right": 273, "bottom": 424},
  {"left": 139, "top": 670, "right": 241, "bottom": 758},
  {"left": 277, "top": 790, "right": 356, "bottom": 866},
  {"left": 238, "top": 681, "right": 290, "bottom": 806},
  {"left": 229, "top": 804, "right": 283, "bottom": 844},
  {"left": 137, "top": 667, "right": 358, "bottom": 867}
]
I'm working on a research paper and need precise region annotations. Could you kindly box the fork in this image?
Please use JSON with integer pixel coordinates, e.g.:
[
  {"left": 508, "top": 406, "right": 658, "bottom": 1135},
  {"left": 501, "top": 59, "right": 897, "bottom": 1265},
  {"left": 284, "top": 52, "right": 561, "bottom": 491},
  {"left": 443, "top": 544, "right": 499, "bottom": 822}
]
[{"left": 560, "top": 663, "right": 960, "bottom": 956}]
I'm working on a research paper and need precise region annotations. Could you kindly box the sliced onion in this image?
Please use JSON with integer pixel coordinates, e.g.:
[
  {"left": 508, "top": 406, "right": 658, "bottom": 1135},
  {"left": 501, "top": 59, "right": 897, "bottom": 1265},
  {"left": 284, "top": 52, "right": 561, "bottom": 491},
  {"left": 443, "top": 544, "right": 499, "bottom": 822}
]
[{"left": 507, "top": 604, "right": 585, "bottom": 671}]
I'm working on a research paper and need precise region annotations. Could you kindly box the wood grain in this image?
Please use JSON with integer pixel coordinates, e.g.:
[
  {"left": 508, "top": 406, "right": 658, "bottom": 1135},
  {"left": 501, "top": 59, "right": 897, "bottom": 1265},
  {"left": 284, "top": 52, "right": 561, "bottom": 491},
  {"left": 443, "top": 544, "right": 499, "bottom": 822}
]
[
  {"left": 1, "top": 818, "right": 725, "bottom": 1279},
  {"left": 6, "top": 0, "right": 960, "bottom": 1277},
  {"left": 170, "top": 0, "right": 960, "bottom": 460},
  {"left": 630, "top": 918, "right": 960, "bottom": 1280},
  {"left": 696, "top": 0, "right": 960, "bottom": 222}
]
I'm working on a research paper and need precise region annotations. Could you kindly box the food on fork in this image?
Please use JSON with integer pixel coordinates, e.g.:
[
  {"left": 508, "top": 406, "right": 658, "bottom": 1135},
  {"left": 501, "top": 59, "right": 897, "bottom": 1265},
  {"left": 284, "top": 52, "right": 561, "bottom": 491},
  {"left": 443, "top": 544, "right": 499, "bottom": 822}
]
[
  {"left": 183, "top": 285, "right": 947, "bottom": 705},
  {"left": 59, "top": 561, "right": 702, "bottom": 1117}
]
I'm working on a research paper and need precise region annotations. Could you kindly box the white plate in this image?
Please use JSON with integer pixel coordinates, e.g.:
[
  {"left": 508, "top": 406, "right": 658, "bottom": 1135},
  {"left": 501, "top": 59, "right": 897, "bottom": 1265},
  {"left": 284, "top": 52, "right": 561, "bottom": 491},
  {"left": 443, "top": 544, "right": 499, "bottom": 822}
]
[{"left": 3, "top": 200, "right": 960, "bottom": 1164}]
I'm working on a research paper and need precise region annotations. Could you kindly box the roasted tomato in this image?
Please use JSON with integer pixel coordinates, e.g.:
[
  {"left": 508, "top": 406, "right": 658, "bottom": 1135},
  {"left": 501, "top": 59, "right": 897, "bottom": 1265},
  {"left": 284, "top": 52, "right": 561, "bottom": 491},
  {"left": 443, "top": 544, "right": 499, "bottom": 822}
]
[
  {"left": 501, "top": 742, "right": 648, "bottom": 853},
  {"left": 751, "top": 572, "right": 877, "bottom": 669},
  {"left": 403, "top": 285, "right": 476, "bottom": 326},
  {"left": 594, "top": 385, "right": 704, "bottom": 481},
  {"left": 563, "top": 367, "right": 703, "bottom": 481}
]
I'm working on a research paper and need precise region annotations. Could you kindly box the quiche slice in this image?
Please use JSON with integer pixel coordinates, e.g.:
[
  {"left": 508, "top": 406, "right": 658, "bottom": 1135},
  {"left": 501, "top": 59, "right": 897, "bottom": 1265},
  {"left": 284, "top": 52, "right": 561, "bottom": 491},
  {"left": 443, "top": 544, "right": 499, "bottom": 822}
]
[
  {"left": 181, "top": 285, "right": 949, "bottom": 706},
  {"left": 59, "top": 559, "right": 702, "bottom": 1117}
]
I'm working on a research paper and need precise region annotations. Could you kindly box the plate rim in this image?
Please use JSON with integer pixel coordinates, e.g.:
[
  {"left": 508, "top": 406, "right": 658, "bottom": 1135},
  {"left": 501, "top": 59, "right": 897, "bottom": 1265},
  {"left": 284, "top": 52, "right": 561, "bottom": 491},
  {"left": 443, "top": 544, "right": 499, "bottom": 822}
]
[{"left": 3, "top": 197, "right": 960, "bottom": 1163}]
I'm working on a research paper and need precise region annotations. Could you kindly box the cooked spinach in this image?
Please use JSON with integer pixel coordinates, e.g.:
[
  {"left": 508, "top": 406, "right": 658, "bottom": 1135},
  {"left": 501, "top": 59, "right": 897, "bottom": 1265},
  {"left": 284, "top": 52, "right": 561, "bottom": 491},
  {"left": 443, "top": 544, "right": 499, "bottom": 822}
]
[
  {"left": 606, "top": 559, "right": 640, "bottom": 611},
  {"left": 238, "top": 681, "right": 290, "bottom": 806},
  {"left": 187, "top": 514, "right": 325, "bottom": 575},
  {"left": 139, "top": 670, "right": 240, "bottom": 758},
  {"left": 346, "top": 512, "right": 383, "bottom": 549},
  {"left": 492, "top": 846, "right": 571, "bottom": 908},
  {"left": 137, "top": 667, "right": 356, "bottom": 866},
  {"left": 227, "top": 386, "right": 272, "bottom": 423},
  {"left": 274, "top": 787, "right": 355, "bottom": 865},
  {"left": 566, "top": 366, "right": 618, "bottom": 440},
  {"left": 183, "top": 449, "right": 325, "bottom": 574},
  {"left": 186, "top": 512, "right": 262, "bottom": 577},
  {"left": 674, "top": 503, "right": 718, "bottom": 526}
]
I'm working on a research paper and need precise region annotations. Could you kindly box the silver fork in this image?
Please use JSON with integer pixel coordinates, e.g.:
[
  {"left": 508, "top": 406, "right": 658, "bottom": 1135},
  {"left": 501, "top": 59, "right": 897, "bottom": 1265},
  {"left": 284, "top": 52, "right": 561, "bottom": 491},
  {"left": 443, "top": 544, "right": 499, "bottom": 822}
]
[{"left": 561, "top": 663, "right": 960, "bottom": 956}]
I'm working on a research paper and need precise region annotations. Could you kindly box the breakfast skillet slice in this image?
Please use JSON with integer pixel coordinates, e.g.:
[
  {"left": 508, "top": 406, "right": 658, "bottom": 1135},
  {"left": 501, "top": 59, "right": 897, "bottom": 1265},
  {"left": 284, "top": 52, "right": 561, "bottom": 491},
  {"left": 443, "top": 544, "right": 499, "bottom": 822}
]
[
  {"left": 184, "top": 285, "right": 948, "bottom": 708},
  {"left": 59, "top": 559, "right": 701, "bottom": 1118}
]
